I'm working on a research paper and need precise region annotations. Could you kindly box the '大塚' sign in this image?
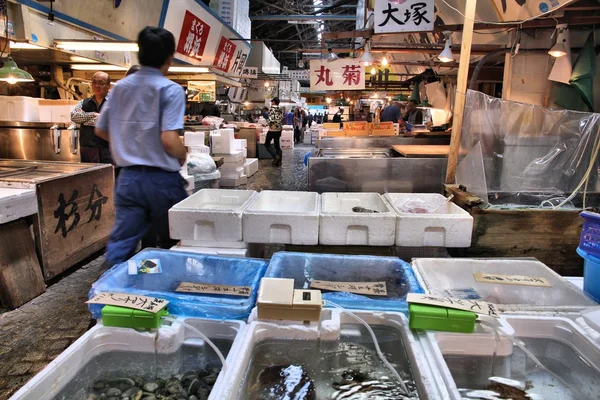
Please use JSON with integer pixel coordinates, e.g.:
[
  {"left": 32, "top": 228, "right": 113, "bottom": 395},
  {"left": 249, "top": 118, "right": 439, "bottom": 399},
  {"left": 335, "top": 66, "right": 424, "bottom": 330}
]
[
  {"left": 374, "top": 0, "right": 434, "bottom": 34},
  {"left": 310, "top": 59, "right": 365, "bottom": 91}
]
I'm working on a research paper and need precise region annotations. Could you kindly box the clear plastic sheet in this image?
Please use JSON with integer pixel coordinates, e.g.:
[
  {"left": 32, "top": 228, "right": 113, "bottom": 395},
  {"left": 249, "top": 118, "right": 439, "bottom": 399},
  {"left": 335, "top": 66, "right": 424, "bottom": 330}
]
[
  {"left": 88, "top": 249, "right": 268, "bottom": 320},
  {"left": 459, "top": 90, "right": 600, "bottom": 208}
]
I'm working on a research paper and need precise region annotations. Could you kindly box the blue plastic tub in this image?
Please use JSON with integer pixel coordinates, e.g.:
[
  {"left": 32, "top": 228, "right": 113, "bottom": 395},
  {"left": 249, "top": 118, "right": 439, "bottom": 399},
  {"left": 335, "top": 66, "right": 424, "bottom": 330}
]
[
  {"left": 264, "top": 252, "right": 424, "bottom": 314},
  {"left": 88, "top": 249, "right": 268, "bottom": 320},
  {"left": 577, "top": 247, "right": 600, "bottom": 302},
  {"left": 579, "top": 211, "right": 600, "bottom": 258}
]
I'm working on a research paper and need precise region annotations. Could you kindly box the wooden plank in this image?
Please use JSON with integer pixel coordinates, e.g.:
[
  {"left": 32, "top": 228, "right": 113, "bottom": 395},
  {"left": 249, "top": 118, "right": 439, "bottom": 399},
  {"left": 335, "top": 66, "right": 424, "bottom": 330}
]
[
  {"left": 445, "top": 0, "right": 477, "bottom": 184},
  {"left": 444, "top": 184, "right": 484, "bottom": 209},
  {"left": 35, "top": 166, "right": 114, "bottom": 280},
  {"left": 0, "top": 219, "right": 45, "bottom": 308},
  {"left": 392, "top": 145, "right": 450, "bottom": 157}
]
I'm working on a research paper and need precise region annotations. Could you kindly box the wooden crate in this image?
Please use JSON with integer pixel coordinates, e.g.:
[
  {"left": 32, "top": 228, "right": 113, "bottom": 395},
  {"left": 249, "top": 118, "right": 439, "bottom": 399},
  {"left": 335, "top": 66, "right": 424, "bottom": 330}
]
[
  {"left": 34, "top": 166, "right": 114, "bottom": 279},
  {"left": 445, "top": 185, "right": 584, "bottom": 276}
]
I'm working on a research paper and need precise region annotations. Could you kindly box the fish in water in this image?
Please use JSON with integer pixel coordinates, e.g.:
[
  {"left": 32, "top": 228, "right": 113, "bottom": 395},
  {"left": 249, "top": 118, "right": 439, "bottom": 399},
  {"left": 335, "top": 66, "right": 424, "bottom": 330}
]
[
  {"left": 330, "top": 369, "right": 418, "bottom": 399},
  {"left": 352, "top": 206, "right": 379, "bottom": 213},
  {"left": 251, "top": 365, "right": 316, "bottom": 400}
]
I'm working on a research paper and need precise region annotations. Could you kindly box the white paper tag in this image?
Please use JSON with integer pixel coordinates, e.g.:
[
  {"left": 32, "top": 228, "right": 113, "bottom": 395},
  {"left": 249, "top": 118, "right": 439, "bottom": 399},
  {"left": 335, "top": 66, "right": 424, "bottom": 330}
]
[
  {"left": 175, "top": 282, "right": 252, "bottom": 297},
  {"left": 87, "top": 292, "right": 168, "bottom": 313},
  {"left": 407, "top": 293, "right": 500, "bottom": 318},
  {"left": 310, "top": 280, "right": 387, "bottom": 296},
  {"left": 474, "top": 272, "right": 552, "bottom": 287}
]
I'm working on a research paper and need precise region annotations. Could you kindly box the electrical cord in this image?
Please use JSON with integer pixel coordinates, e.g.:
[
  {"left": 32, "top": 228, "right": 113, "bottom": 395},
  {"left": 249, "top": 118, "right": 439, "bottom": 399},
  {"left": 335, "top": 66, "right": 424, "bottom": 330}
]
[{"left": 326, "top": 301, "right": 409, "bottom": 395}]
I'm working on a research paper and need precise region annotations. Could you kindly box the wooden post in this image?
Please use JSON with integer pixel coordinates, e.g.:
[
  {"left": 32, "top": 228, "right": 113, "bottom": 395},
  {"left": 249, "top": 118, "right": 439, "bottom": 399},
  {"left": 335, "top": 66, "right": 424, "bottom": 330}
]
[{"left": 445, "top": 0, "right": 477, "bottom": 184}]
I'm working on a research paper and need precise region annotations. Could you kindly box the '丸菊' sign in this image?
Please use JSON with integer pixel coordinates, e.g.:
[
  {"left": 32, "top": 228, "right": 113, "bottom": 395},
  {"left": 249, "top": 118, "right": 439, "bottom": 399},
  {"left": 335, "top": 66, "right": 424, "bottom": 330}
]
[
  {"left": 374, "top": 0, "right": 434, "bottom": 34},
  {"left": 309, "top": 59, "right": 365, "bottom": 91}
]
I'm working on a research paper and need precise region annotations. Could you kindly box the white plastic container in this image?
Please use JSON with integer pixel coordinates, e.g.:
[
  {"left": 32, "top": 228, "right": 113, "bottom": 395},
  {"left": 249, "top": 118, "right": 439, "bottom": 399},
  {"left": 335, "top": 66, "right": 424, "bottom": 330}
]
[
  {"left": 170, "top": 243, "right": 248, "bottom": 257},
  {"left": 219, "top": 150, "right": 244, "bottom": 163},
  {"left": 413, "top": 258, "right": 597, "bottom": 311},
  {"left": 219, "top": 175, "right": 247, "bottom": 187},
  {"left": 243, "top": 190, "right": 320, "bottom": 245},
  {"left": 220, "top": 166, "right": 245, "bottom": 179},
  {"left": 184, "top": 131, "right": 206, "bottom": 146},
  {"left": 210, "top": 129, "right": 235, "bottom": 154},
  {"left": 169, "top": 189, "right": 257, "bottom": 242},
  {"left": 0, "top": 188, "right": 37, "bottom": 224},
  {"left": 319, "top": 192, "right": 396, "bottom": 245},
  {"left": 422, "top": 315, "right": 600, "bottom": 400},
  {"left": 0, "top": 96, "right": 40, "bottom": 122},
  {"left": 214, "top": 309, "right": 450, "bottom": 399},
  {"left": 385, "top": 193, "right": 473, "bottom": 247},
  {"left": 188, "top": 144, "right": 210, "bottom": 155},
  {"left": 244, "top": 158, "right": 258, "bottom": 177},
  {"left": 10, "top": 318, "right": 246, "bottom": 400}
]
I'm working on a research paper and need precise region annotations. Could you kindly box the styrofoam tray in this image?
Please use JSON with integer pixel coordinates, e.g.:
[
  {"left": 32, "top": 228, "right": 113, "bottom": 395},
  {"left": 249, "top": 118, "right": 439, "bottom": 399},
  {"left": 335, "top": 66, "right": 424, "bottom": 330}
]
[
  {"left": 169, "top": 189, "right": 257, "bottom": 242},
  {"left": 320, "top": 192, "right": 396, "bottom": 245},
  {"left": 413, "top": 258, "right": 597, "bottom": 311},
  {"left": 10, "top": 318, "right": 246, "bottom": 400},
  {"left": 384, "top": 193, "right": 473, "bottom": 247},
  {"left": 215, "top": 309, "right": 451, "bottom": 399},
  {"left": 421, "top": 315, "right": 600, "bottom": 400},
  {"left": 243, "top": 191, "right": 320, "bottom": 245},
  {"left": 0, "top": 187, "right": 37, "bottom": 224},
  {"left": 219, "top": 175, "right": 247, "bottom": 187}
]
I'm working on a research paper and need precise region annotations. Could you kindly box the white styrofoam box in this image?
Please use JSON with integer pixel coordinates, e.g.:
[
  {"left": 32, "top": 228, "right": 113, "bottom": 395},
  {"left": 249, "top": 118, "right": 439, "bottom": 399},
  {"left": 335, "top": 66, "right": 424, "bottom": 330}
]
[
  {"left": 170, "top": 243, "right": 248, "bottom": 257},
  {"left": 210, "top": 128, "right": 235, "bottom": 154},
  {"left": 220, "top": 166, "right": 245, "bottom": 179},
  {"left": 0, "top": 96, "right": 40, "bottom": 122},
  {"left": 281, "top": 130, "right": 294, "bottom": 140},
  {"left": 242, "top": 147, "right": 248, "bottom": 158},
  {"left": 180, "top": 172, "right": 194, "bottom": 191},
  {"left": 303, "top": 131, "right": 312, "bottom": 144},
  {"left": 0, "top": 188, "right": 37, "bottom": 224},
  {"left": 215, "top": 309, "right": 449, "bottom": 399},
  {"left": 282, "top": 125, "right": 293, "bottom": 130},
  {"left": 319, "top": 192, "right": 396, "bottom": 246},
  {"left": 219, "top": 158, "right": 245, "bottom": 170},
  {"left": 219, "top": 175, "right": 248, "bottom": 188},
  {"left": 180, "top": 239, "right": 247, "bottom": 249},
  {"left": 243, "top": 158, "right": 258, "bottom": 177},
  {"left": 188, "top": 144, "right": 210, "bottom": 155},
  {"left": 169, "top": 189, "right": 257, "bottom": 242},
  {"left": 233, "top": 139, "right": 247, "bottom": 150},
  {"left": 413, "top": 258, "right": 597, "bottom": 311},
  {"left": 243, "top": 191, "right": 320, "bottom": 245},
  {"left": 216, "top": 150, "right": 244, "bottom": 163},
  {"left": 10, "top": 317, "right": 246, "bottom": 400},
  {"left": 384, "top": 193, "right": 473, "bottom": 247},
  {"left": 420, "top": 315, "right": 600, "bottom": 400},
  {"left": 184, "top": 131, "right": 206, "bottom": 146}
]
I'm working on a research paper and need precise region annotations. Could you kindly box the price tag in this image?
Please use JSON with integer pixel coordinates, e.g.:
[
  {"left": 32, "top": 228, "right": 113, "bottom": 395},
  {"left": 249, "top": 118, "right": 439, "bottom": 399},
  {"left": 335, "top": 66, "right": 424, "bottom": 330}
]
[
  {"left": 407, "top": 293, "right": 500, "bottom": 318},
  {"left": 474, "top": 272, "right": 552, "bottom": 288},
  {"left": 87, "top": 292, "right": 168, "bottom": 313},
  {"left": 310, "top": 280, "right": 387, "bottom": 296},
  {"left": 175, "top": 282, "right": 252, "bottom": 297}
]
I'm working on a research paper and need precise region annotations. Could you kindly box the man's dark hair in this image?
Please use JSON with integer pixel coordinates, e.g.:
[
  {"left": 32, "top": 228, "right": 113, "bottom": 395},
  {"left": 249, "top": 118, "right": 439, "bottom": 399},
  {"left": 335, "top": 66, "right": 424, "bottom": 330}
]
[
  {"left": 137, "top": 27, "right": 175, "bottom": 68},
  {"left": 126, "top": 65, "right": 141, "bottom": 76},
  {"left": 272, "top": 97, "right": 280, "bottom": 105},
  {"left": 408, "top": 99, "right": 418, "bottom": 106}
]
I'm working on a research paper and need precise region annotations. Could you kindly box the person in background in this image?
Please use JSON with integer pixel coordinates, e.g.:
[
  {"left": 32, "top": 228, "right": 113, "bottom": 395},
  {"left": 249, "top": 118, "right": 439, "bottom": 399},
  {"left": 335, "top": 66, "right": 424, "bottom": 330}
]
[
  {"left": 126, "top": 65, "right": 141, "bottom": 76},
  {"left": 332, "top": 107, "right": 343, "bottom": 124},
  {"left": 200, "top": 101, "right": 221, "bottom": 118},
  {"left": 307, "top": 111, "right": 314, "bottom": 129},
  {"left": 264, "top": 97, "right": 283, "bottom": 167},
  {"left": 381, "top": 100, "right": 403, "bottom": 123},
  {"left": 316, "top": 112, "right": 323, "bottom": 124},
  {"left": 95, "top": 26, "right": 188, "bottom": 266},
  {"left": 301, "top": 109, "right": 308, "bottom": 132},
  {"left": 403, "top": 100, "right": 423, "bottom": 125},
  {"left": 355, "top": 108, "right": 367, "bottom": 121},
  {"left": 262, "top": 106, "right": 269, "bottom": 119},
  {"left": 71, "top": 71, "right": 112, "bottom": 164},
  {"left": 323, "top": 111, "right": 329, "bottom": 123},
  {"left": 293, "top": 108, "right": 302, "bottom": 144},
  {"left": 286, "top": 108, "right": 294, "bottom": 126}
]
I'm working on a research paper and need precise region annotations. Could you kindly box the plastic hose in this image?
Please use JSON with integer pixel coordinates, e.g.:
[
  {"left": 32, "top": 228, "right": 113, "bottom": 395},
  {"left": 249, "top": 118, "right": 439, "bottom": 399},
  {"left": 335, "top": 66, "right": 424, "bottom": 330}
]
[
  {"left": 326, "top": 301, "right": 409, "bottom": 395},
  {"left": 162, "top": 316, "right": 227, "bottom": 371}
]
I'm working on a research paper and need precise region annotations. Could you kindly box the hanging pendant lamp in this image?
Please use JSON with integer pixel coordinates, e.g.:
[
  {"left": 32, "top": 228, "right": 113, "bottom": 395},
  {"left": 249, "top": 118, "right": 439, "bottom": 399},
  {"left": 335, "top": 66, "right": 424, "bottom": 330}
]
[{"left": 0, "top": 56, "right": 34, "bottom": 84}]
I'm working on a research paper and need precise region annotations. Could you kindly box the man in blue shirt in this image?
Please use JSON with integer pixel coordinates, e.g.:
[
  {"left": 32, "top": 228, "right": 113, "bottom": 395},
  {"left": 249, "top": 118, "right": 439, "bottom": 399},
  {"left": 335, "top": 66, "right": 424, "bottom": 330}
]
[
  {"left": 381, "top": 101, "right": 403, "bottom": 123},
  {"left": 95, "top": 26, "right": 188, "bottom": 265}
]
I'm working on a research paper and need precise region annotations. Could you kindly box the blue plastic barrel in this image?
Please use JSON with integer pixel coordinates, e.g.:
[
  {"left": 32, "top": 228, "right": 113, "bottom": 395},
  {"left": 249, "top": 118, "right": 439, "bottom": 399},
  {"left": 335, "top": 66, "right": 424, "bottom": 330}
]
[{"left": 576, "top": 247, "right": 600, "bottom": 302}]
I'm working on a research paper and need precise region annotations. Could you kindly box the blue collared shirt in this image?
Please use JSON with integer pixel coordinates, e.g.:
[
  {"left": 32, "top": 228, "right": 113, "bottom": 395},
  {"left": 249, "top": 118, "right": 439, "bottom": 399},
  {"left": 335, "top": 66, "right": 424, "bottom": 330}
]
[{"left": 97, "top": 66, "right": 185, "bottom": 172}]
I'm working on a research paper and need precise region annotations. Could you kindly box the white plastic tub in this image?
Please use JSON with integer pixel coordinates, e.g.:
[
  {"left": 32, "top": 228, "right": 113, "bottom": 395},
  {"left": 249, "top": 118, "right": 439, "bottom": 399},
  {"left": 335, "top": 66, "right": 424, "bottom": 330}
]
[
  {"left": 169, "top": 189, "right": 257, "bottom": 242},
  {"left": 0, "top": 96, "right": 40, "bottom": 121},
  {"left": 421, "top": 315, "right": 600, "bottom": 400},
  {"left": 243, "top": 190, "right": 320, "bottom": 245},
  {"left": 385, "top": 193, "right": 473, "bottom": 247},
  {"left": 214, "top": 309, "right": 450, "bottom": 399},
  {"left": 10, "top": 318, "right": 246, "bottom": 400},
  {"left": 319, "top": 192, "right": 396, "bottom": 245},
  {"left": 0, "top": 188, "right": 37, "bottom": 224},
  {"left": 413, "top": 258, "right": 597, "bottom": 311}
]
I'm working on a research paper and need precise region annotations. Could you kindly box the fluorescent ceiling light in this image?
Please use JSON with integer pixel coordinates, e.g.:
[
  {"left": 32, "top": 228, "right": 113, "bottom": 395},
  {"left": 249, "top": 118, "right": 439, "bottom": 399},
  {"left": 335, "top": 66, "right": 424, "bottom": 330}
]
[
  {"left": 70, "top": 64, "right": 127, "bottom": 71},
  {"left": 70, "top": 56, "right": 100, "bottom": 63},
  {"left": 56, "top": 40, "right": 138, "bottom": 52},
  {"left": 288, "top": 21, "right": 319, "bottom": 25},
  {"left": 168, "top": 66, "right": 210, "bottom": 73},
  {"left": 10, "top": 41, "right": 44, "bottom": 50}
]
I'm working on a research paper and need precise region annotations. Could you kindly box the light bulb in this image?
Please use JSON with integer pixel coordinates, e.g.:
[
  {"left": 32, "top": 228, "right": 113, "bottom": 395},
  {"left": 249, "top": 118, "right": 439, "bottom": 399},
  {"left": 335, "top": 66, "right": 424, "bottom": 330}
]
[
  {"left": 6, "top": 77, "right": 18, "bottom": 85},
  {"left": 370, "top": 66, "right": 377, "bottom": 75},
  {"left": 264, "top": 82, "right": 270, "bottom": 87},
  {"left": 381, "top": 56, "right": 388, "bottom": 66},
  {"left": 346, "top": 97, "right": 350, "bottom": 102}
]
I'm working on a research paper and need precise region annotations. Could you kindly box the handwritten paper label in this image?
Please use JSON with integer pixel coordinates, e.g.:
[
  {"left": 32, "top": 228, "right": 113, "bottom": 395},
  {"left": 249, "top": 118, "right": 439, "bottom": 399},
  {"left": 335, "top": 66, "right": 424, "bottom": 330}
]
[
  {"left": 86, "top": 292, "right": 168, "bottom": 314},
  {"left": 175, "top": 282, "right": 252, "bottom": 297},
  {"left": 474, "top": 272, "right": 552, "bottom": 288},
  {"left": 407, "top": 293, "right": 500, "bottom": 318},
  {"left": 310, "top": 280, "right": 387, "bottom": 296}
]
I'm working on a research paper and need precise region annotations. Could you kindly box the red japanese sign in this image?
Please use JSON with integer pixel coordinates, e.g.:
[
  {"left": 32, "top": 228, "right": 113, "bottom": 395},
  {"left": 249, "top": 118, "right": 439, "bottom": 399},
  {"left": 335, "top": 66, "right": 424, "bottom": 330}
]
[
  {"left": 213, "top": 36, "right": 237, "bottom": 72},
  {"left": 310, "top": 59, "right": 365, "bottom": 90},
  {"left": 176, "top": 10, "right": 211, "bottom": 59}
]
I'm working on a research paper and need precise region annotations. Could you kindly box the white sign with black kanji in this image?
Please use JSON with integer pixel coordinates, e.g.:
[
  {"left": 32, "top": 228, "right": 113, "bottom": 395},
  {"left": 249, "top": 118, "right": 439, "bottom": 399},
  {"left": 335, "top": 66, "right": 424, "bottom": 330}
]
[{"left": 374, "top": 0, "right": 434, "bottom": 34}]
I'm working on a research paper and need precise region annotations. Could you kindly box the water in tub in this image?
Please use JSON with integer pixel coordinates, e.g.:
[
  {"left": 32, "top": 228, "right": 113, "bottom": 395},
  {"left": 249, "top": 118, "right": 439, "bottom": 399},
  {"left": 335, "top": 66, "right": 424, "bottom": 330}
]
[
  {"left": 239, "top": 323, "right": 420, "bottom": 399},
  {"left": 52, "top": 337, "right": 232, "bottom": 400},
  {"left": 449, "top": 335, "right": 600, "bottom": 399}
]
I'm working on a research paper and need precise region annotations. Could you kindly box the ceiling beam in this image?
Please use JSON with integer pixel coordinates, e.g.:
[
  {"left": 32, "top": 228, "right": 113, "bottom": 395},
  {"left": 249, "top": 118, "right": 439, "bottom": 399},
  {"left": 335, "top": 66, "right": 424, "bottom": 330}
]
[
  {"left": 323, "top": 29, "right": 373, "bottom": 40},
  {"left": 285, "top": 45, "right": 504, "bottom": 54},
  {"left": 250, "top": 14, "right": 356, "bottom": 21}
]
